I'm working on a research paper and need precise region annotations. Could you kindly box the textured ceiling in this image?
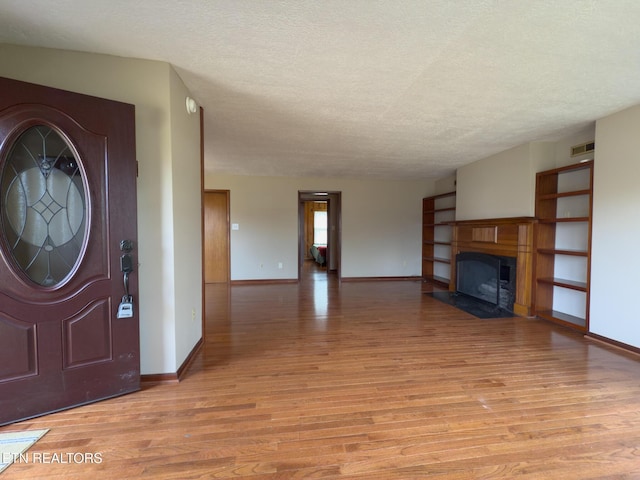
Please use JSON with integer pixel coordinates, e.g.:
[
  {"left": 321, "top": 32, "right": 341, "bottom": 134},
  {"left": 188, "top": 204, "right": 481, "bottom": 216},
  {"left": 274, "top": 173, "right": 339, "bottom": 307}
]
[{"left": 1, "top": 1, "right": 640, "bottom": 180}]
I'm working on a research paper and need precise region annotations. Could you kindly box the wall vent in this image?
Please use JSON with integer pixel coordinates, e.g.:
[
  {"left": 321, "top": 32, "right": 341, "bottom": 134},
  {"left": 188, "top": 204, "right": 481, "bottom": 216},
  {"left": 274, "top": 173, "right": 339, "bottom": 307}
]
[{"left": 571, "top": 141, "right": 595, "bottom": 157}]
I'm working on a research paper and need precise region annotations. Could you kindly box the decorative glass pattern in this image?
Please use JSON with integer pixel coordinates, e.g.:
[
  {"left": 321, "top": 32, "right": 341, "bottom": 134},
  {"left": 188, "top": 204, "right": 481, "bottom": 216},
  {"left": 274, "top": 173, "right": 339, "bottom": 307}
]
[{"left": 1, "top": 126, "right": 86, "bottom": 286}]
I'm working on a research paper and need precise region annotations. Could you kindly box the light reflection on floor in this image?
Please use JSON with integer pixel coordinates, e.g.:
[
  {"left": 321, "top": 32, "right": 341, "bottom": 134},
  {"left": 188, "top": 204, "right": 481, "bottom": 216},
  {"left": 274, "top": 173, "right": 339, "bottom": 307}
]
[{"left": 304, "top": 260, "right": 330, "bottom": 326}]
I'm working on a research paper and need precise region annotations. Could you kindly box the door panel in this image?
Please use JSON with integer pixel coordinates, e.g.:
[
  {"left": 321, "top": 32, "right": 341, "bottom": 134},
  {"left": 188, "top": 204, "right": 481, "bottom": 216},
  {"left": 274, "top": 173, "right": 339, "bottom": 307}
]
[
  {"left": 204, "top": 191, "right": 229, "bottom": 283},
  {"left": 0, "top": 76, "right": 139, "bottom": 426},
  {"left": 62, "top": 298, "right": 112, "bottom": 368},
  {"left": 0, "top": 314, "right": 36, "bottom": 380}
]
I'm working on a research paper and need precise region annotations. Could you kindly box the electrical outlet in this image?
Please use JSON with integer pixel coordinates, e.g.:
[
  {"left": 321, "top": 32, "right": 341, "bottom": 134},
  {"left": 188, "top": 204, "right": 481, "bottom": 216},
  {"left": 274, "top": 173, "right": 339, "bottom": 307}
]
[
  {"left": 278, "top": 262, "right": 283, "bottom": 269},
  {"left": 191, "top": 308, "right": 196, "bottom": 321}
]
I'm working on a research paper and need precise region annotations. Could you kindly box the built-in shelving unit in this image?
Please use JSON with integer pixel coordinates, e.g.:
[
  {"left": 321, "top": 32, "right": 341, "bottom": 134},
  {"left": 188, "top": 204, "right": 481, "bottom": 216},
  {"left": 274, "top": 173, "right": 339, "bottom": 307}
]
[
  {"left": 534, "top": 160, "right": 593, "bottom": 330},
  {"left": 422, "top": 191, "right": 456, "bottom": 287}
]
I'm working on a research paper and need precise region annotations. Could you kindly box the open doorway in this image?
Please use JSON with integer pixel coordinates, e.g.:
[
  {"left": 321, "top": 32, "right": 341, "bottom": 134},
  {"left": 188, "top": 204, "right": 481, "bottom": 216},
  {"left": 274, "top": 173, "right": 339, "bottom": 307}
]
[{"left": 298, "top": 191, "right": 341, "bottom": 280}]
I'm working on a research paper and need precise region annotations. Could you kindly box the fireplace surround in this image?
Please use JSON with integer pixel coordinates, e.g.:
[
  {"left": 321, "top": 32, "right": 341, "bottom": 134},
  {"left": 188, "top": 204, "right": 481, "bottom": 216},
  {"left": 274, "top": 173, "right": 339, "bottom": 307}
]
[{"left": 450, "top": 217, "right": 536, "bottom": 316}]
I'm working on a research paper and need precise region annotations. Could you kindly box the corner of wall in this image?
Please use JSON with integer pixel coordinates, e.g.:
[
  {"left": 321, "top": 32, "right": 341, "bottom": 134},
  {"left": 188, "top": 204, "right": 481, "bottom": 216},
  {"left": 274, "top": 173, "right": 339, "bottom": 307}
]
[
  {"left": 168, "top": 66, "right": 203, "bottom": 371},
  {"left": 434, "top": 174, "right": 456, "bottom": 195}
]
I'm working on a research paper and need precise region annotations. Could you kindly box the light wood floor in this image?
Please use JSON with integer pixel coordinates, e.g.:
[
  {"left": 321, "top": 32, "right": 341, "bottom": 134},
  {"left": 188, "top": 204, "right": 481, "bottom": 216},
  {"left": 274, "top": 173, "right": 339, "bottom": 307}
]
[{"left": 5, "top": 263, "right": 640, "bottom": 479}]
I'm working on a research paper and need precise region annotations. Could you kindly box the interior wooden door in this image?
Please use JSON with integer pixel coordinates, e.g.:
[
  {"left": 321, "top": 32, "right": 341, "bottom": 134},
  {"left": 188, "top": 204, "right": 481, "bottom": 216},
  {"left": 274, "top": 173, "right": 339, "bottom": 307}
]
[
  {"left": 204, "top": 190, "right": 229, "bottom": 283},
  {"left": 0, "top": 77, "right": 139, "bottom": 426}
]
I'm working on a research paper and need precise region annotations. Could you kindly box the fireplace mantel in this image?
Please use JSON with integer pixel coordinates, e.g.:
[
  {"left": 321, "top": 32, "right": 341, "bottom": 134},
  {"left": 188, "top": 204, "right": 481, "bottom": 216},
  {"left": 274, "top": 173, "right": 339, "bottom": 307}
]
[{"left": 450, "top": 217, "right": 536, "bottom": 316}]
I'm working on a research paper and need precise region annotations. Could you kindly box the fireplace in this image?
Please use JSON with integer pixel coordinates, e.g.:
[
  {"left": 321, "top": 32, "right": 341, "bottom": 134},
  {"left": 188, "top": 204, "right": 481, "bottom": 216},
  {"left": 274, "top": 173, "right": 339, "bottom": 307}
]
[
  {"left": 451, "top": 217, "right": 536, "bottom": 316},
  {"left": 456, "top": 252, "right": 516, "bottom": 312}
]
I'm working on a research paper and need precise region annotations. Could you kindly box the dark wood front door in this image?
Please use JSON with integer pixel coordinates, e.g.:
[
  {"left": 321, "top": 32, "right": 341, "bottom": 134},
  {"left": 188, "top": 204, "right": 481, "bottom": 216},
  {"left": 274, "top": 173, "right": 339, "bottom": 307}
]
[{"left": 0, "top": 77, "right": 140, "bottom": 425}]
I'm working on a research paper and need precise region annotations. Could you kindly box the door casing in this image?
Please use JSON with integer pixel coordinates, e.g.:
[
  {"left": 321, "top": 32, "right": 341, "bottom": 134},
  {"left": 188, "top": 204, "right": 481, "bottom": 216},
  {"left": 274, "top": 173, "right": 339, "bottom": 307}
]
[{"left": 298, "top": 191, "right": 341, "bottom": 280}]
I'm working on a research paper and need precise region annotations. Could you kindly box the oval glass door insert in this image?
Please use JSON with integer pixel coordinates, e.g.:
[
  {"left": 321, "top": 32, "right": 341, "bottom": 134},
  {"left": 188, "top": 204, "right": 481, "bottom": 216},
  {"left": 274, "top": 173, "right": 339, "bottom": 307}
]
[{"left": 1, "top": 125, "right": 87, "bottom": 286}]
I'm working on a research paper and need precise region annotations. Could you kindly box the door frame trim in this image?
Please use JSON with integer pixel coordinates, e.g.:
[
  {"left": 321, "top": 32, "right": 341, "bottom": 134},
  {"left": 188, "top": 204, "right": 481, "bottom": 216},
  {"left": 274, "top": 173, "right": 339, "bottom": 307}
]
[
  {"left": 298, "top": 191, "right": 342, "bottom": 281},
  {"left": 199, "top": 107, "right": 205, "bottom": 342}
]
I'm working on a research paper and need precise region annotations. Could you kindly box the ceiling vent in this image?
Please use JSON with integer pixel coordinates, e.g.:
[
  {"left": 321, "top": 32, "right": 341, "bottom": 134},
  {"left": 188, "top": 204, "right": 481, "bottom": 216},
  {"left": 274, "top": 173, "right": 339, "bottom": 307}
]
[{"left": 571, "top": 141, "right": 595, "bottom": 157}]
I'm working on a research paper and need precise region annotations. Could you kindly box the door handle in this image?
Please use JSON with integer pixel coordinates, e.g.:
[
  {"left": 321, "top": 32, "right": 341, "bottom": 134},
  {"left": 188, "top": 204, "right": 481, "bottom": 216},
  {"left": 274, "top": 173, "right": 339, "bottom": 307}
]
[
  {"left": 117, "top": 241, "right": 135, "bottom": 319},
  {"left": 121, "top": 253, "right": 133, "bottom": 296}
]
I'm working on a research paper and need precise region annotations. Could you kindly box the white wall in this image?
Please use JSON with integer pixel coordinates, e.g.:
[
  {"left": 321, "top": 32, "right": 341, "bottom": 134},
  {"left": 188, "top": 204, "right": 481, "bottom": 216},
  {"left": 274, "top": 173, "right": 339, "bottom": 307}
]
[
  {"left": 169, "top": 68, "right": 203, "bottom": 369},
  {"left": 0, "top": 44, "right": 203, "bottom": 374},
  {"left": 435, "top": 174, "right": 456, "bottom": 195},
  {"left": 590, "top": 105, "right": 640, "bottom": 348},
  {"left": 205, "top": 174, "right": 434, "bottom": 279},
  {"left": 456, "top": 143, "right": 556, "bottom": 220},
  {"left": 455, "top": 127, "right": 596, "bottom": 222}
]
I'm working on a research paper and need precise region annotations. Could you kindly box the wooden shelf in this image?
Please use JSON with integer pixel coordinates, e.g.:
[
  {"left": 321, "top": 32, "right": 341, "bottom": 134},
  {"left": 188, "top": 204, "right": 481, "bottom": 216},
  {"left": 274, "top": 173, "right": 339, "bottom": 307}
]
[
  {"left": 422, "top": 191, "right": 456, "bottom": 285},
  {"left": 537, "top": 248, "right": 588, "bottom": 257},
  {"left": 538, "top": 189, "right": 591, "bottom": 200},
  {"left": 424, "top": 207, "right": 456, "bottom": 214},
  {"left": 430, "top": 191, "right": 457, "bottom": 200},
  {"left": 425, "top": 256, "right": 451, "bottom": 264},
  {"left": 432, "top": 275, "right": 450, "bottom": 285},
  {"left": 536, "top": 277, "right": 587, "bottom": 291},
  {"left": 533, "top": 160, "right": 593, "bottom": 331},
  {"left": 424, "top": 222, "right": 455, "bottom": 227},
  {"left": 538, "top": 217, "right": 589, "bottom": 223},
  {"left": 536, "top": 309, "right": 587, "bottom": 328}
]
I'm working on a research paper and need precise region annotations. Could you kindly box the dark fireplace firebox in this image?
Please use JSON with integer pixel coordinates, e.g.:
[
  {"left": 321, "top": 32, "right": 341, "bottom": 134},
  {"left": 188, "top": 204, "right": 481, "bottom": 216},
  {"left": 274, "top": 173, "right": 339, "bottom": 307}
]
[{"left": 456, "top": 252, "right": 516, "bottom": 312}]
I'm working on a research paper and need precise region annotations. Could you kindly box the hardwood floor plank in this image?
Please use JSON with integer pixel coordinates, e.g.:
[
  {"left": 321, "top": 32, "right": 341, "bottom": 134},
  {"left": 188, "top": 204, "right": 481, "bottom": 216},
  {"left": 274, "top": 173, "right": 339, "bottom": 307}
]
[{"left": 3, "top": 268, "right": 640, "bottom": 478}]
